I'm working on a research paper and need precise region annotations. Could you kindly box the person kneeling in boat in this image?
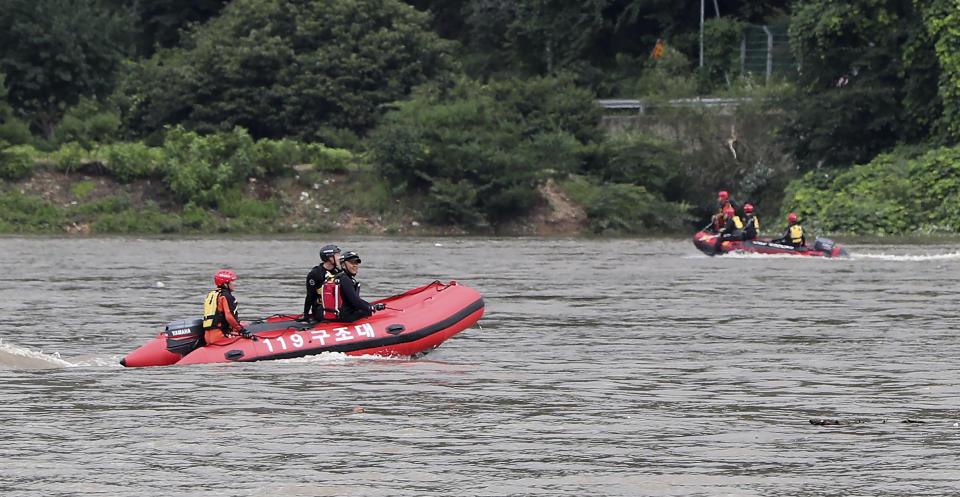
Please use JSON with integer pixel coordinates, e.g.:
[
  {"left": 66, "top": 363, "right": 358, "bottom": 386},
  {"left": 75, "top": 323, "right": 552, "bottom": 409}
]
[
  {"left": 773, "top": 213, "right": 805, "bottom": 248},
  {"left": 741, "top": 203, "right": 759, "bottom": 240},
  {"left": 203, "top": 270, "right": 250, "bottom": 343},
  {"left": 301, "top": 244, "right": 342, "bottom": 322},
  {"left": 710, "top": 190, "right": 736, "bottom": 231},
  {"left": 321, "top": 250, "right": 385, "bottom": 323},
  {"left": 713, "top": 206, "right": 745, "bottom": 250}
]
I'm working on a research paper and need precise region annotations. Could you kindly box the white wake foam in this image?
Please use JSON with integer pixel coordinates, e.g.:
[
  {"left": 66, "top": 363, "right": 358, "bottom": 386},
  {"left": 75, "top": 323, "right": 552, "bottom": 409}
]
[
  {"left": 851, "top": 251, "right": 960, "bottom": 261},
  {"left": 0, "top": 338, "right": 74, "bottom": 369}
]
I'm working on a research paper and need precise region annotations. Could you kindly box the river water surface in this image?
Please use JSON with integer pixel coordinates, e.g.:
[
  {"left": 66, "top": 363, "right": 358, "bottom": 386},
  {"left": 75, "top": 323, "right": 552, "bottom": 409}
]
[{"left": 2, "top": 236, "right": 960, "bottom": 496}]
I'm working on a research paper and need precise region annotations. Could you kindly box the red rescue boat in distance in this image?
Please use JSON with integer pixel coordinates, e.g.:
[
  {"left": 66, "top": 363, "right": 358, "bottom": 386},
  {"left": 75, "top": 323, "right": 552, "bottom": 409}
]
[
  {"left": 692, "top": 230, "right": 849, "bottom": 258},
  {"left": 120, "top": 281, "right": 484, "bottom": 368}
]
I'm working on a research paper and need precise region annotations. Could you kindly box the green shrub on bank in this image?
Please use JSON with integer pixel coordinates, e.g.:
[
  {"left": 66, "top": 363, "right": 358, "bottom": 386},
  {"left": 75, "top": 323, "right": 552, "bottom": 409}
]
[
  {"left": 0, "top": 144, "right": 39, "bottom": 180},
  {"left": 0, "top": 189, "right": 66, "bottom": 232},
  {"left": 781, "top": 145, "right": 960, "bottom": 234},
  {"left": 70, "top": 181, "right": 97, "bottom": 199},
  {"left": 371, "top": 75, "right": 600, "bottom": 225},
  {"left": 98, "top": 142, "right": 164, "bottom": 182},
  {"left": 308, "top": 144, "right": 353, "bottom": 173},
  {"left": 51, "top": 142, "right": 91, "bottom": 173},
  {"left": 559, "top": 175, "right": 692, "bottom": 234},
  {"left": 76, "top": 193, "right": 131, "bottom": 217},
  {"left": 162, "top": 126, "right": 257, "bottom": 203},
  {"left": 0, "top": 117, "right": 32, "bottom": 146},
  {"left": 162, "top": 125, "right": 355, "bottom": 205},
  {"left": 213, "top": 188, "right": 282, "bottom": 221}
]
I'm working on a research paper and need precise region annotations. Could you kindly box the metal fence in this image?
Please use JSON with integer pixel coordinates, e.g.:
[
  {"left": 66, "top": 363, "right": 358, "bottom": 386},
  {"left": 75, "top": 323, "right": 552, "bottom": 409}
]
[{"left": 740, "top": 25, "right": 793, "bottom": 83}]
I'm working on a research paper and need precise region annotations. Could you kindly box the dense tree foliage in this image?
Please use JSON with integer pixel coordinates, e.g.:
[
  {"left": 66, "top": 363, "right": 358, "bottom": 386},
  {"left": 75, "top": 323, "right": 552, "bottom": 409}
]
[
  {"left": 116, "top": 0, "right": 455, "bottom": 142},
  {"left": 780, "top": 144, "right": 960, "bottom": 234},
  {"left": 121, "top": 0, "right": 228, "bottom": 57},
  {"left": 0, "top": 0, "right": 134, "bottom": 139},
  {"left": 780, "top": 0, "right": 941, "bottom": 170},
  {"left": 370, "top": 76, "right": 601, "bottom": 225},
  {"left": 6, "top": 0, "right": 960, "bottom": 234},
  {"left": 404, "top": 0, "right": 791, "bottom": 87}
]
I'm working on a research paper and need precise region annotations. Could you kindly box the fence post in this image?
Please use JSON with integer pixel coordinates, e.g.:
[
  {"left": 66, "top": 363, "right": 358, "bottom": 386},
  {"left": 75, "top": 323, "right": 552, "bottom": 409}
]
[{"left": 762, "top": 25, "right": 773, "bottom": 84}]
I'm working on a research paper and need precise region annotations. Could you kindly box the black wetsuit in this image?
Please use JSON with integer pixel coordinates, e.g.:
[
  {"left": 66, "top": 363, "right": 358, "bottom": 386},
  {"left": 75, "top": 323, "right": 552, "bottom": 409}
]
[
  {"left": 303, "top": 264, "right": 341, "bottom": 320},
  {"left": 774, "top": 222, "right": 805, "bottom": 248},
  {"left": 742, "top": 214, "right": 758, "bottom": 240},
  {"left": 334, "top": 272, "right": 373, "bottom": 323}
]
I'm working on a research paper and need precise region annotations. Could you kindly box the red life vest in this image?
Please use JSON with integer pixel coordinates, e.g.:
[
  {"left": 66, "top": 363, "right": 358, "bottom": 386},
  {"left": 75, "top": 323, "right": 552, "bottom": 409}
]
[{"left": 321, "top": 279, "right": 341, "bottom": 320}]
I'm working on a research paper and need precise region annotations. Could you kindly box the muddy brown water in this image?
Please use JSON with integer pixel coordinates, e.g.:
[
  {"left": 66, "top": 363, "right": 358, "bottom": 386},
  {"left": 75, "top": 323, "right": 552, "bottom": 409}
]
[{"left": 2, "top": 236, "right": 960, "bottom": 496}]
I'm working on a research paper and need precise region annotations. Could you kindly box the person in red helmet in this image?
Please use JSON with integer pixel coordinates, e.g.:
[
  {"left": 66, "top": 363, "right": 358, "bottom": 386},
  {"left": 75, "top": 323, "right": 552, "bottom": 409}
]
[
  {"left": 773, "top": 213, "right": 805, "bottom": 248},
  {"left": 202, "top": 270, "right": 247, "bottom": 343},
  {"left": 742, "top": 203, "right": 759, "bottom": 240},
  {"left": 714, "top": 205, "right": 745, "bottom": 250},
  {"left": 711, "top": 190, "right": 737, "bottom": 231}
]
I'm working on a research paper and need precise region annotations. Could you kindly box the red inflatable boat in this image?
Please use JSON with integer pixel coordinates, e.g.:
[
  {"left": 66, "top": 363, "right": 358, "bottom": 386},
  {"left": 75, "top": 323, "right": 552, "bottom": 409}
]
[
  {"left": 121, "top": 281, "right": 484, "bottom": 367},
  {"left": 693, "top": 230, "right": 849, "bottom": 258}
]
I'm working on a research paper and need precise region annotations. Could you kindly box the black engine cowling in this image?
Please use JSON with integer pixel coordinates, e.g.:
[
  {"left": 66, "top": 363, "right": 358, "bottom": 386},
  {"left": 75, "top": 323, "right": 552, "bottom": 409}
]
[
  {"left": 164, "top": 317, "right": 205, "bottom": 355},
  {"left": 813, "top": 238, "right": 835, "bottom": 253}
]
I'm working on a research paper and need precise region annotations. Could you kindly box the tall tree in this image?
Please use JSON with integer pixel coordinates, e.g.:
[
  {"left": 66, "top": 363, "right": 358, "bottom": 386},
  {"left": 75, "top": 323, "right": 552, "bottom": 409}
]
[
  {"left": 920, "top": 0, "right": 960, "bottom": 140},
  {"left": 781, "top": 0, "right": 940, "bottom": 169},
  {"left": 0, "top": 0, "right": 134, "bottom": 139},
  {"left": 117, "top": 0, "right": 455, "bottom": 141}
]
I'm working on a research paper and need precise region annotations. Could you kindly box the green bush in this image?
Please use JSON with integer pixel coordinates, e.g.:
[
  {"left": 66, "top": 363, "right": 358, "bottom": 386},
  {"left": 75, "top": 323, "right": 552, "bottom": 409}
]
[
  {"left": 76, "top": 193, "right": 131, "bottom": 217},
  {"left": 780, "top": 144, "right": 960, "bottom": 234},
  {"left": 424, "top": 179, "right": 483, "bottom": 225},
  {"left": 181, "top": 202, "right": 227, "bottom": 232},
  {"left": 560, "top": 176, "right": 691, "bottom": 234},
  {"left": 0, "top": 144, "right": 38, "bottom": 180},
  {"left": 70, "top": 181, "right": 97, "bottom": 199},
  {"left": 250, "top": 138, "right": 302, "bottom": 177},
  {"left": 308, "top": 144, "right": 354, "bottom": 173},
  {"left": 0, "top": 117, "right": 32, "bottom": 146},
  {"left": 50, "top": 142, "right": 91, "bottom": 173},
  {"left": 162, "top": 125, "right": 257, "bottom": 204},
  {"left": 91, "top": 202, "right": 182, "bottom": 233},
  {"left": 370, "top": 75, "right": 599, "bottom": 226},
  {"left": 0, "top": 189, "right": 66, "bottom": 232},
  {"left": 98, "top": 141, "right": 164, "bottom": 182}
]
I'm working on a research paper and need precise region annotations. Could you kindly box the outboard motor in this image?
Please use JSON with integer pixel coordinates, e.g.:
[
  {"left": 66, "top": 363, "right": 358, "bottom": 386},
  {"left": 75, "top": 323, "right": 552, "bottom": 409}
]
[
  {"left": 813, "top": 238, "right": 835, "bottom": 253},
  {"left": 164, "top": 317, "right": 205, "bottom": 355}
]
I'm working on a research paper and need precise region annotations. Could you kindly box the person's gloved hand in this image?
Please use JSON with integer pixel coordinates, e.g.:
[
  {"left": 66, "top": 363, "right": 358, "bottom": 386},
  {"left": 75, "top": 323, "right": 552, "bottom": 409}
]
[
  {"left": 238, "top": 327, "right": 253, "bottom": 339},
  {"left": 372, "top": 303, "right": 386, "bottom": 311}
]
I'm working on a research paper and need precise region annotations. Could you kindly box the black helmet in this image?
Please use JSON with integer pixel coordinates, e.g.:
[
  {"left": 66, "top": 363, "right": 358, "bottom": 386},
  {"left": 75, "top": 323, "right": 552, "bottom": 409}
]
[
  {"left": 319, "top": 244, "right": 340, "bottom": 259},
  {"left": 341, "top": 251, "right": 361, "bottom": 264}
]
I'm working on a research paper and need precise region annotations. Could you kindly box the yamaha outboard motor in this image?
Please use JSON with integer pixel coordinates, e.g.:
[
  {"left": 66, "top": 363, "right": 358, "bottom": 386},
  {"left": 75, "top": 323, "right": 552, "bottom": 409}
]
[
  {"left": 164, "top": 317, "right": 205, "bottom": 355},
  {"left": 813, "top": 238, "right": 835, "bottom": 252},
  {"left": 813, "top": 237, "right": 848, "bottom": 257}
]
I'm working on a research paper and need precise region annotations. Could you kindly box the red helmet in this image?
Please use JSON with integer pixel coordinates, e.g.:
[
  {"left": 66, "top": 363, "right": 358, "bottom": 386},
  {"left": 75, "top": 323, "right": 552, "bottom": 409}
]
[
  {"left": 214, "top": 270, "right": 238, "bottom": 286},
  {"left": 788, "top": 213, "right": 797, "bottom": 223},
  {"left": 723, "top": 206, "right": 735, "bottom": 217},
  {"left": 718, "top": 190, "right": 729, "bottom": 201},
  {"left": 743, "top": 203, "right": 754, "bottom": 213}
]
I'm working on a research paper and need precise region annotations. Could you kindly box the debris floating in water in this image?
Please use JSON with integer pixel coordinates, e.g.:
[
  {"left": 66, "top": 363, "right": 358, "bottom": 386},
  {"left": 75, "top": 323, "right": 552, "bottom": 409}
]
[
  {"left": 810, "top": 418, "right": 926, "bottom": 425},
  {"left": 352, "top": 407, "right": 365, "bottom": 413},
  {"left": 156, "top": 281, "right": 165, "bottom": 288}
]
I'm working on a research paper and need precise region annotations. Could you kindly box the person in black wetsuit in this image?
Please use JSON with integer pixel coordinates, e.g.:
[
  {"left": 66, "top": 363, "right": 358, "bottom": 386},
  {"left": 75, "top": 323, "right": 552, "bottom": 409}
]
[
  {"left": 334, "top": 250, "right": 385, "bottom": 322},
  {"left": 773, "top": 213, "right": 806, "bottom": 248},
  {"left": 741, "top": 203, "right": 759, "bottom": 240},
  {"left": 301, "top": 244, "right": 342, "bottom": 322}
]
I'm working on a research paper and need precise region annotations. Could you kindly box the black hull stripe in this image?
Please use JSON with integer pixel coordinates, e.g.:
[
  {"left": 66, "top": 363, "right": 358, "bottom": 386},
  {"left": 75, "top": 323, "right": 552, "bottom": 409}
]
[{"left": 236, "top": 297, "right": 484, "bottom": 362}]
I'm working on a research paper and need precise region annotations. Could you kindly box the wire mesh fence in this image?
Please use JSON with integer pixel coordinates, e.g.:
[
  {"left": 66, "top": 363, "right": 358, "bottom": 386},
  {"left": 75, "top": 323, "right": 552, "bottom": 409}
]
[{"left": 740, "top": 25, "right": 794, "bottom": 82}]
